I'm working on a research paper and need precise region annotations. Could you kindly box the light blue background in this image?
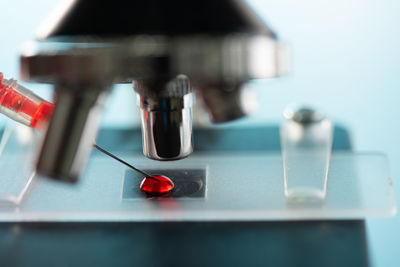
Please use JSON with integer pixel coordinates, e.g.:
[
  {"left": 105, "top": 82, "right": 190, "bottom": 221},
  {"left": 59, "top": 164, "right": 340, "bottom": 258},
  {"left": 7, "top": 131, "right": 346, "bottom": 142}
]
[{"left": 1, "top": 0, "right": 399, "bottom": 266}]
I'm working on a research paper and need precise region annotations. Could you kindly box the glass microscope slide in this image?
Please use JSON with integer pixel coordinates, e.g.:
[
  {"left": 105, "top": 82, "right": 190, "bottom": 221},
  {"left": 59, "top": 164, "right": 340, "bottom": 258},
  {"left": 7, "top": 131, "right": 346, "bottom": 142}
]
[{"left": 0, "top": 151, "right": 395, "bottom": 221}]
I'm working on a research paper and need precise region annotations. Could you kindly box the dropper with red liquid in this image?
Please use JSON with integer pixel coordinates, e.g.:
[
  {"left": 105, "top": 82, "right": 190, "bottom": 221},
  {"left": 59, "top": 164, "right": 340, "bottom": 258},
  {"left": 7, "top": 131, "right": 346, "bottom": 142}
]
[{"left": 0, "top": 73, "right": 174, "bottom": 195}]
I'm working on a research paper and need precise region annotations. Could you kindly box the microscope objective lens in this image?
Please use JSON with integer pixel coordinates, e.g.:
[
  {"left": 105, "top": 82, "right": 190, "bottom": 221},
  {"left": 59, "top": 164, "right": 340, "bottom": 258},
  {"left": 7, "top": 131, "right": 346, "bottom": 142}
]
[
  {"left": 0, "top": 73, "right": 176, "bottom": 196},
  {"left": 140, "top": 175, "right": 175, "bottom": 195}
]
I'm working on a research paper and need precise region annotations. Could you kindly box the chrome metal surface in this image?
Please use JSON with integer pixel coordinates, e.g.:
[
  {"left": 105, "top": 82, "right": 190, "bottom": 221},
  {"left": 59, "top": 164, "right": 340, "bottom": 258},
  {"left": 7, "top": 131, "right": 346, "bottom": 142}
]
[
  {"left": 36, "top": 86, "right": 110, "bottom": 182},
  {"left": 20, "top": 35, "right": 288, "bottom": 84},
  {"left": 199, "top": 82, "right": 259, "bottom": 123},
  {"left": 19, "top": 0, "right": 290, "bottom": 181},
  {"left": 135, "top": 76, "right": 193, "bottom": 160}
]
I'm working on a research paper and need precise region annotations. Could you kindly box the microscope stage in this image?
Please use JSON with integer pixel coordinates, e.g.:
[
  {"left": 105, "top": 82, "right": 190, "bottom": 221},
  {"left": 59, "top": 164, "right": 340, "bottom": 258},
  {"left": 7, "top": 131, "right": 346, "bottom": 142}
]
[{"left": 0, "top": 151, "right": 395, "bottom": 222}]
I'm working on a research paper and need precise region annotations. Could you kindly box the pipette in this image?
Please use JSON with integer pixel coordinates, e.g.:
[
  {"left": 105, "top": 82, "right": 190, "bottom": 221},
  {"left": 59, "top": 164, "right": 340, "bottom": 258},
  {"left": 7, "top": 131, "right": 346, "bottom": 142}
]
[{"left": 0, "top": 73, "right": 172, "bottom": 187}]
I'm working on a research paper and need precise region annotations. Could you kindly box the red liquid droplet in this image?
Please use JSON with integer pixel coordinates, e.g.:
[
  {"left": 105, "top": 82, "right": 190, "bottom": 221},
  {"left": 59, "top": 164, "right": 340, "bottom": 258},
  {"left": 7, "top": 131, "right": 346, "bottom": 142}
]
[{"left": 140, "top": 175, "right": 174, "bottom": 195}]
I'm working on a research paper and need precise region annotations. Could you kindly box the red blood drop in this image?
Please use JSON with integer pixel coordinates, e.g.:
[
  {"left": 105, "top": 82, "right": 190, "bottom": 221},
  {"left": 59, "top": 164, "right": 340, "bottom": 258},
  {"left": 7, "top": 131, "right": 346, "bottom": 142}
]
[{"left": 140, "top": 175, "right": 174, "bottom": 195}]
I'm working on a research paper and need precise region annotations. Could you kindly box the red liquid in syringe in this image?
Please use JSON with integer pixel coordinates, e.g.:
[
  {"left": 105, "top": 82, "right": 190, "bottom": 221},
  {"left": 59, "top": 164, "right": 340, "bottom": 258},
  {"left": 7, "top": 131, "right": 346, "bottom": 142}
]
[{"left": 0, "top": 73, "right": 54, "bottom": 129}]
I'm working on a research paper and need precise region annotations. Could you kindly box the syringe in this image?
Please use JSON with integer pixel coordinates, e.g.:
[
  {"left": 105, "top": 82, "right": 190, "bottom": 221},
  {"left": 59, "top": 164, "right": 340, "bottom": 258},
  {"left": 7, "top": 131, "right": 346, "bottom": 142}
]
[
  {"left": 0, "top": 73, "right": 173, "bottom": 190},
  {"left": 0, "top": 73, "right": 53, "bottom": 129}
]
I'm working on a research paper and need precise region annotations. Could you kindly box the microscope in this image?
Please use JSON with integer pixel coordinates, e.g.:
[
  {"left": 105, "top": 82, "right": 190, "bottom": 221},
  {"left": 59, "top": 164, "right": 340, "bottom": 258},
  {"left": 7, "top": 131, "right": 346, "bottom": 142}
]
[
  {"left": 19, "top": 0, "right": 289, "bottom": 182},
  {"left": 0, "top": 1, "right": 397, "bottom": 266}
]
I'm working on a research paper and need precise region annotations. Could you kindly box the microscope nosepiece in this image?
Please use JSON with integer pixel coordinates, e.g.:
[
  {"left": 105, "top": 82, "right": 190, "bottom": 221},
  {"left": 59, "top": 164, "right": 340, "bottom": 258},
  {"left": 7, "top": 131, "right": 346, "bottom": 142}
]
[
  {"left": 135, "top": 75, "right": 193, "bottom": 161},
  {"left": 200, "top": 82, "right": 259, "bottom": 123}
]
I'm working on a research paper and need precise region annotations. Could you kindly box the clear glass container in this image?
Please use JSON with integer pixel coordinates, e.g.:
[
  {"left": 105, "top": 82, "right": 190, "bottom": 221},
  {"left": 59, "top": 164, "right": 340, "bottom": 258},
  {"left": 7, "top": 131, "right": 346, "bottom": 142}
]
[{"left": 281, "top": 113, "right": 333, "bottom": 203}]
